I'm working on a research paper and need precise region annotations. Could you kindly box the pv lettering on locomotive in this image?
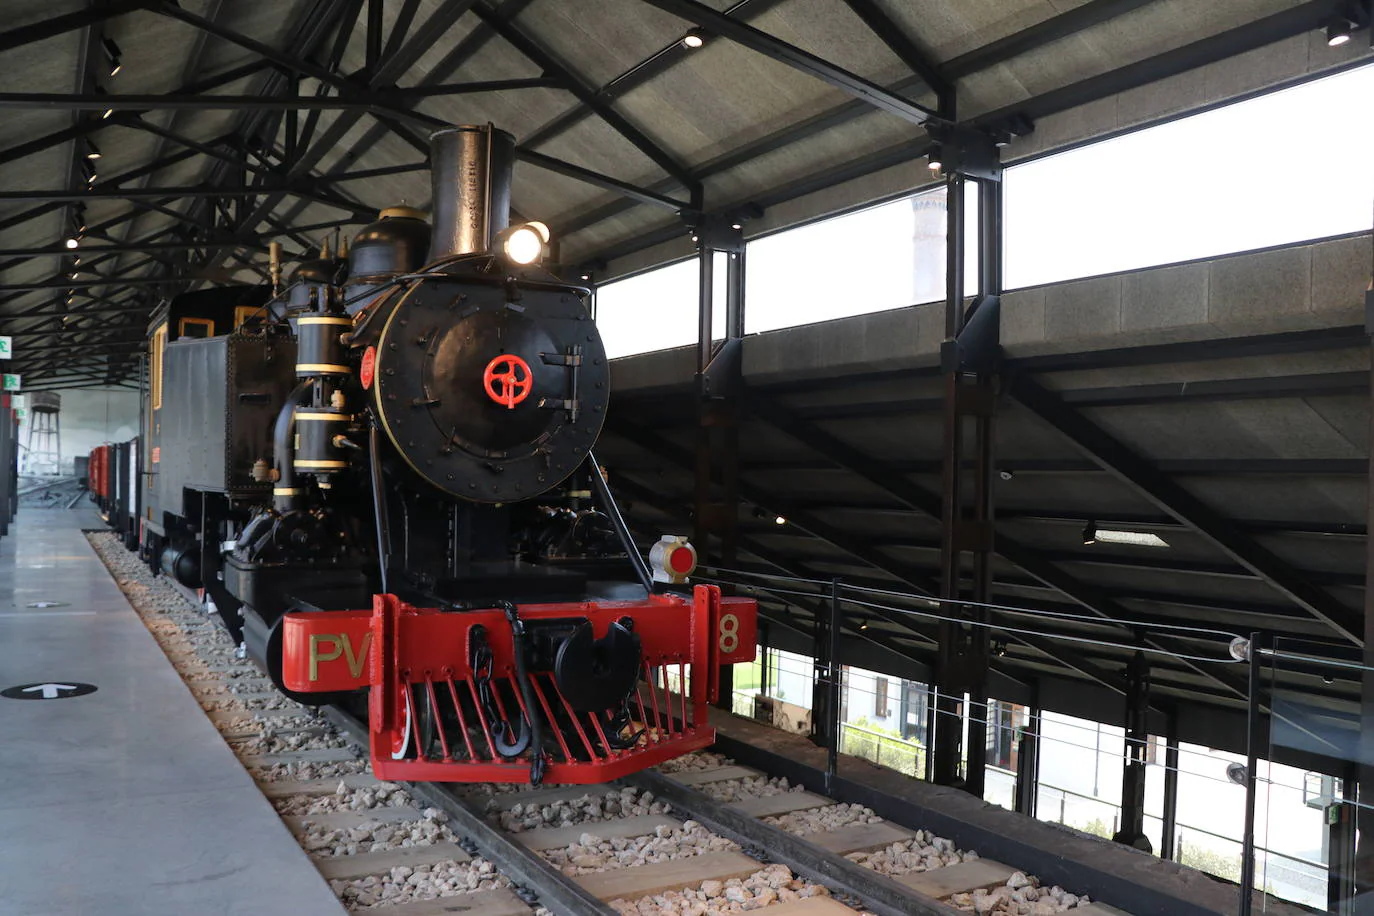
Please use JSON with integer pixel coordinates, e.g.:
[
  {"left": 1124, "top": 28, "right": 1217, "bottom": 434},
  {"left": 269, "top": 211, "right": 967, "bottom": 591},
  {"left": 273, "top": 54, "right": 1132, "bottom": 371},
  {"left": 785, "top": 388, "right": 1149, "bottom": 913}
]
[{"left": 116, "top": 124, "right": 756, "bottom": 785}]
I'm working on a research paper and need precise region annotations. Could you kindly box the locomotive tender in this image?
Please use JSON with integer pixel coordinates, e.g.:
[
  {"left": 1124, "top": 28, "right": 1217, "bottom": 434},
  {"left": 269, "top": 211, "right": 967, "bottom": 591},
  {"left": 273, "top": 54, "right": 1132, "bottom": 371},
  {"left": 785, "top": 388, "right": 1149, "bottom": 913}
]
[{"left": 101, "top": 124, "right": 756, "bottom": 784}]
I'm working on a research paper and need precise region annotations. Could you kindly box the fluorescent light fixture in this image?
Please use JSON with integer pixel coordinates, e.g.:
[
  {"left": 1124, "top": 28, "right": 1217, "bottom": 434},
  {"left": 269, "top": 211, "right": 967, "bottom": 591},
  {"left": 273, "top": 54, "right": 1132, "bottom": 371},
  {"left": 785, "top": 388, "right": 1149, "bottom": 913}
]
[{"left": 1094, "top": 528, "right": 1170, "bottom": 548}]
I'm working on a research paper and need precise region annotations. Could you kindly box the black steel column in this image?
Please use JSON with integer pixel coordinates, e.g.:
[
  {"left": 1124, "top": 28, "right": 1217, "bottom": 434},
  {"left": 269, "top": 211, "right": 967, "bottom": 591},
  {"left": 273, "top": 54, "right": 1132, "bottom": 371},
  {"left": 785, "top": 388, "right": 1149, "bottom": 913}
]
[
  {"left": 1359, "top": 293, "right": 1374, "bottom": 903},
  {"left": 1331, "top": 762, "right": 1359, "bottom": 914},
  {"left": 826, "top": 577, "right": 843, "bottom": 792},
  {"left": 934, "top": 170, "right": 969, "bottom": 789},
  {"left": 1114, "top": 651, "right": 1152, "bottom": 851},
  {"left": 1014, "top": 692, "right": 1041, "bottom": 817},
  {"left": 692, "top": 220, "right": 745, "bottom": 711},
  {"left": 1161, "top": 712, "right": 1180, "bottom": 862},
  {"left": 934, "top": 133, "right": 1002, "bottom": 797},
  {"left": 1238, "top": 632, "right": 1262, "bottom": 916}
]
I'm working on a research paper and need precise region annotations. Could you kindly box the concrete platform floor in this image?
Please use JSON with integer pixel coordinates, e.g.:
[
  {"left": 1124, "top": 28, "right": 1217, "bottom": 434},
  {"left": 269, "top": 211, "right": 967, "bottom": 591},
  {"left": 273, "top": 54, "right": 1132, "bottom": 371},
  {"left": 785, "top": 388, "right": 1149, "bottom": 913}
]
[{"left": 0, "top": 508, "right": 346, "bottom": 916}]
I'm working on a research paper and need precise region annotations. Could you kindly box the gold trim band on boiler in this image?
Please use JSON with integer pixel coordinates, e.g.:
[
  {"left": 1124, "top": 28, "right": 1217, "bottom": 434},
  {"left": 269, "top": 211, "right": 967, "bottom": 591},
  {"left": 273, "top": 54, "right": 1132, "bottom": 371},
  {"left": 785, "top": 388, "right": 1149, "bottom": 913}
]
[
  {"left": 273, "top": 487, "right": 303, "bottom": 496},
  {"left": 298, "top": 316, "right": 353, "bottom": 326},
  {"left": 294, "top": 459, "right": 348, "bottom": 469},
  {"left": 294, "top": 411, "right": 350, "bottom": 421},
  {"left": 295, "top": 363, "right": 352, "bottom": 374}
]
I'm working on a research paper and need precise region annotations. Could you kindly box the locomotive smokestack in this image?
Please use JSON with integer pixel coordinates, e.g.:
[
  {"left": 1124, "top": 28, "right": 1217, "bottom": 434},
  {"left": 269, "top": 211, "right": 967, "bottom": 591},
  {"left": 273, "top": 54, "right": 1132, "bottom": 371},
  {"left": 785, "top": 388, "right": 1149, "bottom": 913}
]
[{"left": 428, "top": 124, "right": 515, "bottom": 262}]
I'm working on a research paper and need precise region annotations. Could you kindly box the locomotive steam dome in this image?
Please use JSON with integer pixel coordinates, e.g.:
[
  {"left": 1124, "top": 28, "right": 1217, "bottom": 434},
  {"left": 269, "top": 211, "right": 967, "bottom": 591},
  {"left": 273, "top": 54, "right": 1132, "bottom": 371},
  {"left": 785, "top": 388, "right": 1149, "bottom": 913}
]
[
  {"left": 368, "top": 125, "right": 609, "bottom": 503},
  {"left": 348, "top": 206, "right": 431, "bottom": 281}
]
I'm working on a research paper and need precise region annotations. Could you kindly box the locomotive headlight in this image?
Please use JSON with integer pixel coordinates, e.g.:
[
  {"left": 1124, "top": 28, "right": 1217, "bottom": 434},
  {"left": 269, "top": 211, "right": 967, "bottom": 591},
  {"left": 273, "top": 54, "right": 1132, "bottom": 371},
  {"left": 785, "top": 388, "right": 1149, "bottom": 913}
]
[{"left": 498, "top": 221, "right": 551, "bottom": 266}]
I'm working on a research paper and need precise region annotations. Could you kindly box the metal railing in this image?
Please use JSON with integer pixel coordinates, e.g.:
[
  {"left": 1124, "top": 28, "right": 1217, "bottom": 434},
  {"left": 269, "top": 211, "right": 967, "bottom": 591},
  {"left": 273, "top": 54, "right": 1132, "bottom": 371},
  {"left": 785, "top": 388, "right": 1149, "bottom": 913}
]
[{"left": 839, "top": 721, "right": 926, "bottom": 778}]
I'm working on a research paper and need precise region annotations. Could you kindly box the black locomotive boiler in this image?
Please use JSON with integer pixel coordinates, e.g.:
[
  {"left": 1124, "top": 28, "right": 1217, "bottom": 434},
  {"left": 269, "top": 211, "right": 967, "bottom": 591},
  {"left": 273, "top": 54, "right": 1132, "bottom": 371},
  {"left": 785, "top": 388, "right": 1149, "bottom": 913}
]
[{"left": 134, "top": 124, "right": 756, "bottom": 784}]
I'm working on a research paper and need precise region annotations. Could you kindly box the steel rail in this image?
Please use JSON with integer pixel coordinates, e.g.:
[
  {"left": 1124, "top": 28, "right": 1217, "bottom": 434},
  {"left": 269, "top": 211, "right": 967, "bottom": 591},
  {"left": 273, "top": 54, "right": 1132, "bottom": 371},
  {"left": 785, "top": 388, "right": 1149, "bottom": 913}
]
[
  {"left": 624, "top": 769, "right": 961, "bottom": 916},
  {"left": 320, "top": 707, "right": 617, "bottom": 916}
]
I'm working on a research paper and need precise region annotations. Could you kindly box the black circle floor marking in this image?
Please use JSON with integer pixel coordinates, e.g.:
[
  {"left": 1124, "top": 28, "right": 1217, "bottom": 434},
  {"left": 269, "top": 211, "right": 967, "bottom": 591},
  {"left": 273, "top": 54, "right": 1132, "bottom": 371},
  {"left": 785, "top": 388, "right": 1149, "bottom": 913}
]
[{"left": 1, "top": 682, "right": 98, "bottom": 700}]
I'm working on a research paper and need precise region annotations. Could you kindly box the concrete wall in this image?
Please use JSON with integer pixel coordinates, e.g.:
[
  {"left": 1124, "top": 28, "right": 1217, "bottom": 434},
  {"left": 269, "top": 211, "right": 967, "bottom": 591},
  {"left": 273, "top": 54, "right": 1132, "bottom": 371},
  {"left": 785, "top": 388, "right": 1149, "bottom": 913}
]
[{"left": 15, "top": 387, "right": 140, "bottom": 476}]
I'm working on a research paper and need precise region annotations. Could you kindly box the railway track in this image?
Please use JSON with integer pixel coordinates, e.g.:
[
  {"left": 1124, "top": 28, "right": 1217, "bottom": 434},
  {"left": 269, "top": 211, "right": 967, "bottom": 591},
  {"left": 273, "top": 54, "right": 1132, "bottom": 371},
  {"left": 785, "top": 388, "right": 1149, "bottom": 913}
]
[{"left": 89, "top": 531, "right": 1126, "bottom": 916}]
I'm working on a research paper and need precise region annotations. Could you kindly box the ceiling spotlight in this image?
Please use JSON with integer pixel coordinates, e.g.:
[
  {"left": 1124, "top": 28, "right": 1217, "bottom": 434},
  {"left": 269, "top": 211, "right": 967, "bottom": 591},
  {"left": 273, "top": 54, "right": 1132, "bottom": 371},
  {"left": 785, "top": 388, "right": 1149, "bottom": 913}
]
[
  {"left": 774, "top": 515, "right": 787, "bottom": 526},
  {"left": 1326, "top": 19, "right": 1355, "bottom": 45},
  {"left": 65, "top": 237, "right": 79, "bottom": 250},
  {"left": 998, "top": 469, "right": 1014, "bottom": 481},
  {"left": 94, "top": 85, "right": 113, "bottom": 119},
  {"left": 103, "top": 37, "right": 122, "bottom": 76},
  {"left": 1082, "top": 520, "right": 1097, "bottom": 546},
  {"left": 86, "top": 140, "right": 101, "bottom": 160},
  {"left": 681, "top": 30, "right": 705, "bottom": 49},
  {"left": 927, "top": 145, "right": 942, "bottom": 173},
  {"left": 859, "top": 619, "right": 868, "bottom": 631}
]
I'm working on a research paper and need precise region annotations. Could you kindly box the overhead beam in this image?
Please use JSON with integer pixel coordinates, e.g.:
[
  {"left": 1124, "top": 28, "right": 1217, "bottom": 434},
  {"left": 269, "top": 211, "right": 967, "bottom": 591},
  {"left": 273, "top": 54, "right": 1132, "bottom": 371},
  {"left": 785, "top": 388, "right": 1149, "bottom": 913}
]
[
  {"left": 0, "top": 185, "right": 373, "bottom": 216},
  {"left": 0, "top": 92, "right": 443, "bottom": 120},
  {"left": 636, "top": 0, "right": 943, "bottom": 126},
  {"left": 0, "top": 239, "right": 271, "bottom": 258},
  {"left": 188, "top": 0, "right": 479, "bottom": 283},
  {"left": 1010, "top": 375, "right": 1364, "bottom": 646},
  {"left": 838, "top": 0, "right": 952, "bottom": 108},
  {"left": 516, "top": 148, "right": 692, "bottom": 212},
  {"left": 942, "top": 0, "right": 1158, "bottom": 78},
  {"left": 967, "top": 0, "right": 1353, "bottom": 128},
  {"left": 0, "top": 1, "right": 152, "bottom": 54},
  {"left": 518, "top": 0, "right": 789, "bottom": 152},
  {"left": 469, "top": 1, "right": 701, "bottom": 193}
]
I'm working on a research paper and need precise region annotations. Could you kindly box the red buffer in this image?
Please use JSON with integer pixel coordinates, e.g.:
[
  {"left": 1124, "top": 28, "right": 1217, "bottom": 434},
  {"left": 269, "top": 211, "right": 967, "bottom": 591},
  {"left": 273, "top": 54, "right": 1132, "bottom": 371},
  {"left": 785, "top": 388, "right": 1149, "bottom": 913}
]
[{"left": 281, "top": 585, "right": 756, "bottom": 784}]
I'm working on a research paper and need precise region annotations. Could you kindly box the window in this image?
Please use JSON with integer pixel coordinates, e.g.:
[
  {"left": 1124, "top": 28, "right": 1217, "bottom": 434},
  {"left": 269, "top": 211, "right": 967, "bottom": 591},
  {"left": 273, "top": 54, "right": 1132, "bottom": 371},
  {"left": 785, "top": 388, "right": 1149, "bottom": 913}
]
[
  {"left": 178, "top": 317, "right": 214, "bottom": 338},
  {"left": 596, "top": 258, "right": 725, "bottom": 359},
  {"left": 150, "top": 323, "right": 167, "bottom": 411},
  {"left": 1004, "top": 63, "right": 1374, "bottom": 289},
  {"left": 874, "top": 676, "right": 889, "bottom": 718},
  {"left": 745, "top": 183, "right": 979, "bottom": 334}
]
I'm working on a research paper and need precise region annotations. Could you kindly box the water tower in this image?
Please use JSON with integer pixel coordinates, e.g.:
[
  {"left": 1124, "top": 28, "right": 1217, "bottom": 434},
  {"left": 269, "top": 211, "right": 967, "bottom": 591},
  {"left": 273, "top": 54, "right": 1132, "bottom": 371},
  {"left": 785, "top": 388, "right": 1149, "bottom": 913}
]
[{"left": 23, "top": 392, "right": 61, "bottom": 476}]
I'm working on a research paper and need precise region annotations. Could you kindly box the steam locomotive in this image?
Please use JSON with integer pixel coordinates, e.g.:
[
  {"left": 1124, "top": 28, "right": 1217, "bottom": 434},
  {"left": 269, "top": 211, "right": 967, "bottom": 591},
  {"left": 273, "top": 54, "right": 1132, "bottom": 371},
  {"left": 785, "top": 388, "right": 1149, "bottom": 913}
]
[{"left": 96, "top": 124, "right": 755, "bottom": 784}]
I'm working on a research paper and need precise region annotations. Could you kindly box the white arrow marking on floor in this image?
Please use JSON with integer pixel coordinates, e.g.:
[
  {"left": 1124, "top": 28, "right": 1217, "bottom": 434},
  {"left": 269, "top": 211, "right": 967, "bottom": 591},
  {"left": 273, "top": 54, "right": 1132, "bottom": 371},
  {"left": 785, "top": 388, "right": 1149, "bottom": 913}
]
[{"left": 23, "top": 683, "right": 78, "bottom": 699}]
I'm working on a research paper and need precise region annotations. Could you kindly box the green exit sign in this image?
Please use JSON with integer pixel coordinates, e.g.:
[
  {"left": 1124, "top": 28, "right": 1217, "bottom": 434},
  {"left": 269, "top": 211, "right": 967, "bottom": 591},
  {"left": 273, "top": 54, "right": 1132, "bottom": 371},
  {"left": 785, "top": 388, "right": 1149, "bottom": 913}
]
[
  {"left": 0, "top": 337, "right": 11, "bottom": 359},
  {"left": 2, "top": 374, "right": 20, "bottom": 391}
]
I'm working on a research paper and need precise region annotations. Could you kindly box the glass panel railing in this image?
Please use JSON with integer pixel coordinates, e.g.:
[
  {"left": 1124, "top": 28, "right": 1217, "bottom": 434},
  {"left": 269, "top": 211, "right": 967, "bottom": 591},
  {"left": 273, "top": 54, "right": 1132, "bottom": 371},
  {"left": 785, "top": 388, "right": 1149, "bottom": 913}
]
[{"left": 1263, "top": 636, "right": 1369, "bottom": 913}]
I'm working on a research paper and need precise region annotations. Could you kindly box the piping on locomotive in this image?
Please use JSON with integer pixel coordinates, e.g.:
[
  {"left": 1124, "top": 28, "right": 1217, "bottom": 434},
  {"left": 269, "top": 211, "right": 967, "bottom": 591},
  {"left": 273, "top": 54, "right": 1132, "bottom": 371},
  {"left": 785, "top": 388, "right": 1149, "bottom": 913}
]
[{"left": 129, "top": 124, "right": 756, "bottom": 784}]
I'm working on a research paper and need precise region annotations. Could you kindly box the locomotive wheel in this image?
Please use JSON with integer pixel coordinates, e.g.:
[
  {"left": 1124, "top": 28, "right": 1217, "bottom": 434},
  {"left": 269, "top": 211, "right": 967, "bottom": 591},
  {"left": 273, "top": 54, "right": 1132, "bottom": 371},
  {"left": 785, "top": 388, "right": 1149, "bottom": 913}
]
[
  {"left": 389, "top": 686, "right": 414, "bottom": 760},
  {"left": 389, "top": 684, "right": 443, "bottom": 760}
]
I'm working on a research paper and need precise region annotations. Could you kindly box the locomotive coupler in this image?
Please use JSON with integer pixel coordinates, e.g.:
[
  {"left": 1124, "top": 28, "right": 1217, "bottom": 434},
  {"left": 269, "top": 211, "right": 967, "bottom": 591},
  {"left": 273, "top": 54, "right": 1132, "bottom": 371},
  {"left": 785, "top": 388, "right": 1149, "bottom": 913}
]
[{"left": 501, "top": 602, "right": 548, "bottom": 785}]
